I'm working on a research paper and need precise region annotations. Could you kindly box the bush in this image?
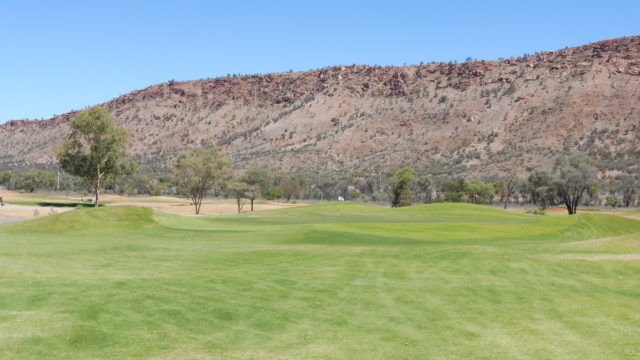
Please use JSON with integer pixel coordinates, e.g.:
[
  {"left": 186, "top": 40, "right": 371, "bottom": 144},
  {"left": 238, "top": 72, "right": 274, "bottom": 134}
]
[
  {"left": 444, "top": 192, "right": 464, "bottom": 202},
  {"left": 371, "top": 191, "right": 386, "bottom": 202},
  {"left": 312, "top": 189, "right": 324, "bottom": 200},
  {"left": 15, "top": 169, "right": 56, "bottom": 192},
  {"left": 264, "top": 187, "right": 282, "bottom": 200},
  {"left": 350, "top": 191, "right": 369, "bottom": 202},
  {"left": 605, "top": 196, "right": 622, "bottom": 208}
]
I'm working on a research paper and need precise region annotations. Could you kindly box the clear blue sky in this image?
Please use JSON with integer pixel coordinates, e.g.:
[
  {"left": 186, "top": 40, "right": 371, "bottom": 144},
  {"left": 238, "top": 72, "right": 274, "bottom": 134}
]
[{"left": 1, "top": 0, "right": 638, "bottom": 123}]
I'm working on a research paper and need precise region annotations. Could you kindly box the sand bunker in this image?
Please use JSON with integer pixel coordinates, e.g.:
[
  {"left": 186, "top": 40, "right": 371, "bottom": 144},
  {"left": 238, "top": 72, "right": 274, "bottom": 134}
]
[
  {"left": 0, "top": 204, "right": 73, "bottom": 222},
  {"left": 112, "top": 201, "right": 302, "bottom": 215}
]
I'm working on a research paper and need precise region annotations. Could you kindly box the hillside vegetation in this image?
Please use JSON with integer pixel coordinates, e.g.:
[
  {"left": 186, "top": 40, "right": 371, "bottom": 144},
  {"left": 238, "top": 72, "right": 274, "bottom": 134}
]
[
  {"left": 1, "top": 36, "right": 639, "bottom": 176},
  {"left": 1, "top": 203, "right": 639, "bottom": 359}
]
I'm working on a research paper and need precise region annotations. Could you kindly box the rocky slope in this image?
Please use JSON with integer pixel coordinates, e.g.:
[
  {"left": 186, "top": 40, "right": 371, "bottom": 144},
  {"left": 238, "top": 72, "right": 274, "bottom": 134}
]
[{"left": 1, "top": 36, "right": 639, "bottom": 176}]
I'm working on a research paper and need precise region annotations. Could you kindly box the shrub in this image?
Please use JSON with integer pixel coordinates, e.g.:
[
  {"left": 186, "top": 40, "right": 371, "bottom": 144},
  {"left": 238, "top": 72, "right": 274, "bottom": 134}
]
[
  {"left": 265, "top": 187, "right": 283, "bottom": 200},
  {"left": 444, "top": 192, "right": 464, "bottom": 202}
]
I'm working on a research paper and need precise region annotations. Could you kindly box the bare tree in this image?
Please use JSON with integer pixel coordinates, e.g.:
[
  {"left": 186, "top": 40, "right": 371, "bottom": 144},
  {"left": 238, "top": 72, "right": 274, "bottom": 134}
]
[{"left": 497, "top": 160, "right": 523, "bottom": 209}]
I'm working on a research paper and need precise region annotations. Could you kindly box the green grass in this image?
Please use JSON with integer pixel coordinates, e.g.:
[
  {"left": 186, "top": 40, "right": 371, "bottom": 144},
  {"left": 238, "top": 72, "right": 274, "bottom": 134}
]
[{"left": 1, "top": 203, "right": 640, "bottom": 359}]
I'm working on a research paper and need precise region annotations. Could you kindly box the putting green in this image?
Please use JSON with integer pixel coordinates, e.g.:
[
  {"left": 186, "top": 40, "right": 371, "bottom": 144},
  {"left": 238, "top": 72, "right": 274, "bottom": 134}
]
[{"left": 1, "top": 203, "right": 639, "bottom": 359}]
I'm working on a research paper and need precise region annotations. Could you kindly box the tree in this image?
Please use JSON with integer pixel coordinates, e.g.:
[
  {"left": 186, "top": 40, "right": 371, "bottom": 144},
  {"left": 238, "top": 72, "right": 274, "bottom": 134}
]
[
  {"left": 56, "top": 106, "right": 130, "bottom": 207},
  {"left": 0, "top": 170, "right": 12, "bottom": 187},
  {"left": 279, "top": 176, "right": 303, "bottom": 202},
  {"left": 497, "top": 160, "right": 522, "bottom": 209},
  {"left": 240, "top": 166, "right": 272, "bottom": 211},
  {"left": 463, "top": 179, "right": 494, "bottom": 204},
  {"left": 417, "top": 175, "right": 434, "bottom": 203},
  {"left": 391, "top": 166, "right": 415, "bottom": 207},
  {"left": 553, "top": 154, "right": 598, "bottom": 215},
  {"left": 264, "top": 187, "right": 282, "bottom": 200},
  {"left": 15, "top": 169, "right": 55, "bottom": 192},
  {"left": 527, "top": 170, "right": 553, "bottom": 207},
  {"left": 441, "top": 178, "right": 465, "bottom": 193},
  {"left": 224, "top": 181, "right": 250, "bottom": 213},
  {"left": 103, "top": 162, "right": 138, "bottom": 195},
  {"left": 614, "top": 173, "right": 638, "bottom": 207},
  {"left": 172, "top": 147, "right": 231, "bottom": 215}
]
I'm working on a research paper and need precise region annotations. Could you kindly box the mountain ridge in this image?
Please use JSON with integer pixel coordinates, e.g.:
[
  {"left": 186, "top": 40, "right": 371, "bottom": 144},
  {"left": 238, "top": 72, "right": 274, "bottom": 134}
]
[{"left": 2, "top": 36, "right": 639, "bottom": 176}]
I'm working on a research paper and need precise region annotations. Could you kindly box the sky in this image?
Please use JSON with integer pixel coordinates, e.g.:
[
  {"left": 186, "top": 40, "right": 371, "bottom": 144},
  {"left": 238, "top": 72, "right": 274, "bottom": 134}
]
[{"left": 0, "top": 0, "right": 638, "bottom": 123}]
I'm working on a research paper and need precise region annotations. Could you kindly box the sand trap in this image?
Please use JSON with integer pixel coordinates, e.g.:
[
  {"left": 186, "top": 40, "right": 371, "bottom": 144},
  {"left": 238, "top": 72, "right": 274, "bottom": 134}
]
[
  {"left": 0, "top": 190, "right": 306, "bottom": 217},
  {"left": 0, "top": 204, "right": 73, "bottom": 222},
  {"left": 112, "top": 201, "right": 302, "bottom": 215}
]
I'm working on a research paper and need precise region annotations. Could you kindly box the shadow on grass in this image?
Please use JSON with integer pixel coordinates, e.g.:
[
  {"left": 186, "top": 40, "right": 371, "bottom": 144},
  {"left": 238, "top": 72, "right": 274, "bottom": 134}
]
[{"left": 8, "top": 201, "right": 104, "bottom": 208}]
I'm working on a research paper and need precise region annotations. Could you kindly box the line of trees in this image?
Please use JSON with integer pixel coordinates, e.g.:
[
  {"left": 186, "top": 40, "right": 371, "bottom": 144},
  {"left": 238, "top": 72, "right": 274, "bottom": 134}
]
[{"left": 1, "top": 106, "right": 637, "bottom": 215}]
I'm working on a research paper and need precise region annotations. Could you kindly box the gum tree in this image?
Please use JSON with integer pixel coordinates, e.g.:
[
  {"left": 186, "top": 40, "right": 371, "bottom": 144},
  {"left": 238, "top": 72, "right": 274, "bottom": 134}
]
[
  {"left": 172, "top": 147, "right": 231, "bottom": 215},
  {"left": 553, "top": 153, "right": 598, "bottom": 215},
  {"left": 56, "top": 106, "right": 131, "bottom": 207}
]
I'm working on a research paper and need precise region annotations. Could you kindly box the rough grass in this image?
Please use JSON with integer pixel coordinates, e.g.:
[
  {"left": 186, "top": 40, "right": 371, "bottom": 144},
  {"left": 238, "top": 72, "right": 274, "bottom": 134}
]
[{"left": 1, "top": 203, "right": 639, "bottom": 359}]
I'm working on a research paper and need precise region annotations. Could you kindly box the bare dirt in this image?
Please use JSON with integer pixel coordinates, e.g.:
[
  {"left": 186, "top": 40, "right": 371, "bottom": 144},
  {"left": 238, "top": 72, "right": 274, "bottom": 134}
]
[{"left": 544, "top": 207, "right": 640, "bottom": 220}]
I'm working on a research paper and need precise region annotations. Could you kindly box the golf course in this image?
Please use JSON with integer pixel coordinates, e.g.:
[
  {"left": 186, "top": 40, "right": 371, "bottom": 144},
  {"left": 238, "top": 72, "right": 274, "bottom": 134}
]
[{"left": 1, "top": 202, "right": 639, "bottom": 359}]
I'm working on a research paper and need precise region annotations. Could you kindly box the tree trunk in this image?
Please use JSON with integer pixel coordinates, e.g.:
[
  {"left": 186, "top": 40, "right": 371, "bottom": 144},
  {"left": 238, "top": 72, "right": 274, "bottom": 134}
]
[
  {"left": 251, "top": 198, "right": 254, "bottom": 212},
  {"left": 95, "top": 166, "right": 102, "bottom": 207},
  {"left": 95, "top": 181, "right": 100, "bottom": 207},
  {"left": 236, "top": 198, "right": 241, "bottom": 213},
  {"left": 564, "top": 195, "right": 573, "bottom": 215},
  {"left": 193, "top": 196, "right": 201, "bottom": 215}
]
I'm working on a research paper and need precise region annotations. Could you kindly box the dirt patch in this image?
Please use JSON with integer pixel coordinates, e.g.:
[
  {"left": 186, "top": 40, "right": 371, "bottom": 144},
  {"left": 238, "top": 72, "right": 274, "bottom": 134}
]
[{"left": 544, "top": 208, "right": 621, "bottom": 215}]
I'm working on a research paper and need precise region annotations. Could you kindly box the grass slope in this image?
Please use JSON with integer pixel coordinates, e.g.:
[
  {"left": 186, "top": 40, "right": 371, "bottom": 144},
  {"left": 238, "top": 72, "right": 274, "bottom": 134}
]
[{"left": 1, "top": 203, "right": 639, "bottom": 359}]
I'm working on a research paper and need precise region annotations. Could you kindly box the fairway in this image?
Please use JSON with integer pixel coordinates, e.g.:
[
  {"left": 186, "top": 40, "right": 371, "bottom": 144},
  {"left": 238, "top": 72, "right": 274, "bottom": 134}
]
[{"left": 1, "top": 203, "right": 640, "bottom": 359}]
